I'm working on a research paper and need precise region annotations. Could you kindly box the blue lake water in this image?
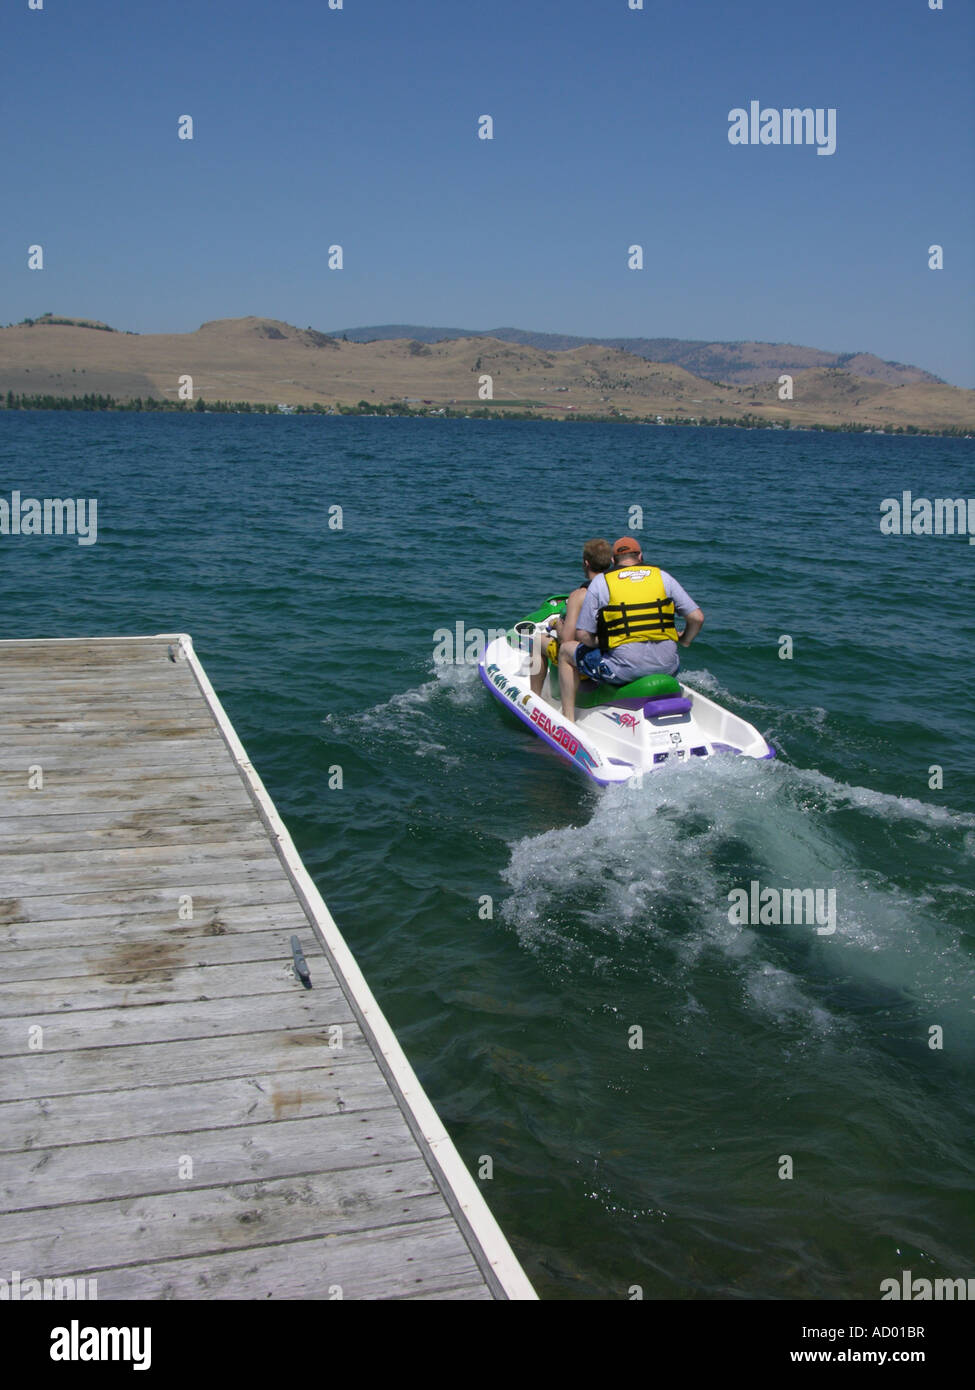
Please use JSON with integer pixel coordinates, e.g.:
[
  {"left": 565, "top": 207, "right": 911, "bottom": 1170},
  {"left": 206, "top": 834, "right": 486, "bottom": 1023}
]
[{"left": 2, "top": 411, "right": 973, "bottom": 1298}]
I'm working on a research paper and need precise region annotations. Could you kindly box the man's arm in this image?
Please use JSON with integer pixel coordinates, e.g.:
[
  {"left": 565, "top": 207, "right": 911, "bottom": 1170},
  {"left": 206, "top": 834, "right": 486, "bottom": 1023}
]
[
  {"left": 661, "top": 572, "right": 703, "bottom": 647},
  {"left": 678, "top": 608, "right": 704, "bottom": 646}
]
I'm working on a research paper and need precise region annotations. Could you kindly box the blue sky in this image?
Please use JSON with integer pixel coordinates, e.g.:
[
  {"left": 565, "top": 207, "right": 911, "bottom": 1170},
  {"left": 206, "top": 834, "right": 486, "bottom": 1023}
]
[{"left": 3, "top": 0, "right": 973, "bottom": 384}]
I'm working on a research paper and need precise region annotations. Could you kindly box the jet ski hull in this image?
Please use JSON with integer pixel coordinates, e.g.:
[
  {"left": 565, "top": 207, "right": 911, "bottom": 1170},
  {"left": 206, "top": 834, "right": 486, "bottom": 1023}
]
[{"left": 479, "top": 599, "right": 775, "bottom": 786}]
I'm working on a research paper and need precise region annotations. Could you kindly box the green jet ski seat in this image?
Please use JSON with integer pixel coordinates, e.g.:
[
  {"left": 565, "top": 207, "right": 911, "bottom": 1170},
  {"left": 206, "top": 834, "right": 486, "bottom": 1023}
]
[{"left": 575, "top": 672, "right": 682, "bottom": 709}]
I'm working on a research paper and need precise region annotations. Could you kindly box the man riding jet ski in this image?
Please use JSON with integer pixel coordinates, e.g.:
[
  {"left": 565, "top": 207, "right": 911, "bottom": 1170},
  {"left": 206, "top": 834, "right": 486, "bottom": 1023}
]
[
  {"left": 479, "top": 540, "right": 773, "bottom": 783},
  {"left": 557, "top": 536, "right": 704, "bottom": 722}
]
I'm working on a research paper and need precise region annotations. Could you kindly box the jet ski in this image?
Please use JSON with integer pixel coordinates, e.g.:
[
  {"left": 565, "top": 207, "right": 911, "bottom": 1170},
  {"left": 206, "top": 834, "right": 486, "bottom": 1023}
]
[{"left": 479, "top": 595, "right": 776, "bottom": 786}]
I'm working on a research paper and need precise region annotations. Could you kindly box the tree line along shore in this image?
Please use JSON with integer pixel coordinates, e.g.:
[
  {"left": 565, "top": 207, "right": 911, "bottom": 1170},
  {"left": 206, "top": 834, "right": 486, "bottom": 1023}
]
[{"left": 0, "top": 391, "right": 968, "bottom": 437}]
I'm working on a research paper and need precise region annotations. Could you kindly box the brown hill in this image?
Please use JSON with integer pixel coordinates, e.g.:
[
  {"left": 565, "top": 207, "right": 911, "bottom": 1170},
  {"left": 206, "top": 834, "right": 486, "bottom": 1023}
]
[
  {"left": 1, "top": 316, "right": 972, "bottom": 430},
  {"left": 329, "top": 324, "right": 947, "bottom": 388}
]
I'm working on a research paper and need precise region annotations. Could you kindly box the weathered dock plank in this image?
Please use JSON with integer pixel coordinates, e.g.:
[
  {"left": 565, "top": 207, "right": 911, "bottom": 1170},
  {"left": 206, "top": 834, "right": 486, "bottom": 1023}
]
[
  {"left": 0, "top": 969, "right": 352, "bottom": 1053},
  {"left": 0, "top": 901, "right": 311, "bottom": 957},
  {"left": 0, "top": 922, "right": 307, "bottom": 980},
  {"left": 62, "top": 1218, "right": 496, "bottom": 1300},
  {"left": 0, "top": 878, "right": 303, "bottom": 926},
  {"left": 0, "top": 1062, "right": 397, "bottom": 1150},
  {"left": 0, "top": 954, "right": 338, "bottom": 1016},
  {"left": 0, "top": 1025, "right": 379, "bottom": 1105},
  {"left": 0, "top": 635, "right": 535, "bottom": 1300},
  {"left": 0, "top": 807, "right": 268, "bottom": 855},
  {"left": 0, "top": 839, "right": 286, "bottom": 896},
  {"left": 0, "top": 1162, "right": 448, "bottom": 1273},
  {"left": 1, "top": 1107, "right": 426, "bottom": 1210}
]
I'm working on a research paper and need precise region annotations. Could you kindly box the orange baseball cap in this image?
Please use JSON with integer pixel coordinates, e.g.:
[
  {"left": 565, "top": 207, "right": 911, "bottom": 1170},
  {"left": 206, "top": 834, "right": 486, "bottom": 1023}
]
[{"left": 613, "top": 536, "right": 642, "bottom": 556}]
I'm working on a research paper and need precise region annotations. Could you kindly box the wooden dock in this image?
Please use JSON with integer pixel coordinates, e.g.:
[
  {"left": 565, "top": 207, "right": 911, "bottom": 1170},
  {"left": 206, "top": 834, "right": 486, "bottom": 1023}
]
[{"left": 0, "top": 635, "right": 535, "bottom": 1300}]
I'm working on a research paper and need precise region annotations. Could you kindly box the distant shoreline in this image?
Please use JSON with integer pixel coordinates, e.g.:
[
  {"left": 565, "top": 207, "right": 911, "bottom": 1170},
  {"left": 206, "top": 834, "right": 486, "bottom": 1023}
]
[
  {"left": 1, "top": 393, "right": 969, "bottom": 437},
  {"left": 4, "top": 318, "right": 972, "bottom": 432}
]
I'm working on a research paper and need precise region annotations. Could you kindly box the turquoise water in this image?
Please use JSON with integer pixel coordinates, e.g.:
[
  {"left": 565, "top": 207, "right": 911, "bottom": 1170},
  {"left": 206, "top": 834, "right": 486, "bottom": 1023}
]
[{"left": 2, "top": 412, "right": 974, "bottom": 1299}]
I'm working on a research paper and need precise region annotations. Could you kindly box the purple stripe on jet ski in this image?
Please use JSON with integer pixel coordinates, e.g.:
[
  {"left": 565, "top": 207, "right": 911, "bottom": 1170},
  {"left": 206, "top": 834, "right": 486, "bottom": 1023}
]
[
  {"left": 478, "top": 663, "right": 617, "bottom": 785},
  {"left": 643, "top": 696, "right": 693, "bottom": 718}
]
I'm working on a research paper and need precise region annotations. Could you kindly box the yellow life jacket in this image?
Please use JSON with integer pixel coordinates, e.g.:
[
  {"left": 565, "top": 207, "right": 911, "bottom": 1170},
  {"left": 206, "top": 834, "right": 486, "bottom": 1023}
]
[{"left": 597, "top": 565, "right": 679, "bottom": 650}]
